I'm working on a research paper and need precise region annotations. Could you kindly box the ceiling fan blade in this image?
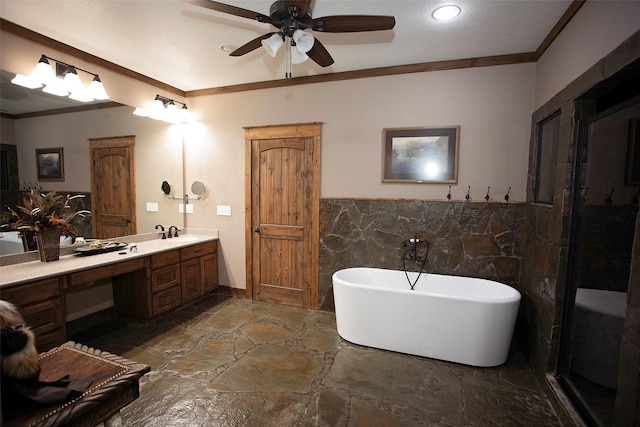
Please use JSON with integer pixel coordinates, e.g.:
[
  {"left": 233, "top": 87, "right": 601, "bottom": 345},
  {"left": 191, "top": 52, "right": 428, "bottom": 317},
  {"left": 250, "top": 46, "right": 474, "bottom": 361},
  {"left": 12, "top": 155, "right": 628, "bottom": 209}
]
[
  {"left": 229, "top": 33, "right": 277, "bottom": 56},
  {"left": 182, "top": 0, "right": 270, "bottom": 22},
  {"left": 307, "top": 38, "right": 334, "bottom": 67},
  {"left": 281, "top": 1, "right": 312, "bottom": 17},
  {"left": 312, "top": 15, "right": 396, "bottom": 32}
]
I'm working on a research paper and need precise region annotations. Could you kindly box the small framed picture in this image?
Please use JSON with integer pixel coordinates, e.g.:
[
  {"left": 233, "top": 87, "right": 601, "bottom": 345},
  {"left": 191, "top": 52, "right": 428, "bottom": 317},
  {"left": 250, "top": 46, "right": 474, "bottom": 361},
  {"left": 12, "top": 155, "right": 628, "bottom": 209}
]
[
  {"left": 382, "top": 126, "right": 460, "bottom": 183},
  {"left": 36, "top": 147, "right": 65, "bottom": 181}
]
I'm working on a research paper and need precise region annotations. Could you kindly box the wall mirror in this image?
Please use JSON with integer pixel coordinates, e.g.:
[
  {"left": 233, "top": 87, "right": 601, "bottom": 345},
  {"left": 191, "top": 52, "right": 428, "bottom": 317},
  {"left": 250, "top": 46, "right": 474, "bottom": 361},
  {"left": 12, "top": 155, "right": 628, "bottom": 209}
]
[
  {"left": 161, "top": 180, "right": 172, "bottom": 196},
  {"left": 0, "top": 69, "right": 185, "bottom": 256},
  {"left": 191, "top": 180, "right": 206, "bottom": 199}
]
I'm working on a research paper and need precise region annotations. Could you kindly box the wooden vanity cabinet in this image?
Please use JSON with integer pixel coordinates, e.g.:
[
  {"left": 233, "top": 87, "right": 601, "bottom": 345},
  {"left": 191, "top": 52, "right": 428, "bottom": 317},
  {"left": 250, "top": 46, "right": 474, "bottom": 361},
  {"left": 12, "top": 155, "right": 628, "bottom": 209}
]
[
  {"left": 180, "top": 241, "right": 218, "bottom": 303},
  {"left": 1, "top": 277, "right": 66, "bottom": 352},
  {"left": 150, "top": 250, "right": 182, "bottom": 316}
]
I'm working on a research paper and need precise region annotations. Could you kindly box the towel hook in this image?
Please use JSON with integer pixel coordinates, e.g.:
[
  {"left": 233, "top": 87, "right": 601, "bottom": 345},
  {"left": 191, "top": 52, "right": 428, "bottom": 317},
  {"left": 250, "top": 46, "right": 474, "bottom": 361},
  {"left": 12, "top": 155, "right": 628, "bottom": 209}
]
[{"left": 605, "top": 187, "right": 614, "bottom": 205}]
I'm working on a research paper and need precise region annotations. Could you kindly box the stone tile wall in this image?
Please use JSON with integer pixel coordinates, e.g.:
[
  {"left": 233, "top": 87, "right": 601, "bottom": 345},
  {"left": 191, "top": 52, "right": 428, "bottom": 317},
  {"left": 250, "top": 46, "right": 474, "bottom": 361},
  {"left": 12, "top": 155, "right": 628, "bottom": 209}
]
[{"left": 318, "top": 198, "right": 528, "bottom": 306}]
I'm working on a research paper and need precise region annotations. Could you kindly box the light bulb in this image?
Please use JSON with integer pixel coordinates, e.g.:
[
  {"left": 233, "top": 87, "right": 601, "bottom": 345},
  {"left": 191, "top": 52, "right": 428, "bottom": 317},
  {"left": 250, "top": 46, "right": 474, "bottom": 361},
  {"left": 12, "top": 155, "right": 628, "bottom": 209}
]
[
  {"left": 261, "top": 33, "right": 284, "bottom": 57},
  {"left": 11, "top": 73, "right": 42, "bottom": 89},
  {"left": 42, "top": 77, "right": 69, "bottom": 97},
  {"left": 89, "top": 75, "right": 109, "bottom": 100},
  {"left": 31, "top": 55, "right": 55, "bottom": 85},
  {"left": 149, "top": 97, "right": 166, "bottom": 120},
  {"left": 63, "top": 69, "right": 83, "bottom": 94}
]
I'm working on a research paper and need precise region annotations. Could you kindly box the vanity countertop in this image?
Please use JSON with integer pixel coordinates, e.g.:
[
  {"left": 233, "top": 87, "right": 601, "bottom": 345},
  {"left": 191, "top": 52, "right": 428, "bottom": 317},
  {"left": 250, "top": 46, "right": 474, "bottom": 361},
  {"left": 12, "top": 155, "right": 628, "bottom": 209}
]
[{"left": 0, "top": 232, "right": 218, "bottom": 288}]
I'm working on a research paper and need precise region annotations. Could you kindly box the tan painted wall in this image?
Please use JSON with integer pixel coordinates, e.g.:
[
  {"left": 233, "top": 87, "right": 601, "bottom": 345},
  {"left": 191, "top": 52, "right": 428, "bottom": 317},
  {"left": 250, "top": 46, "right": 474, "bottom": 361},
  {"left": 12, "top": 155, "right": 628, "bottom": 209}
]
[{"left": 534, "top": 0, "right": 640, "bottom": 109}]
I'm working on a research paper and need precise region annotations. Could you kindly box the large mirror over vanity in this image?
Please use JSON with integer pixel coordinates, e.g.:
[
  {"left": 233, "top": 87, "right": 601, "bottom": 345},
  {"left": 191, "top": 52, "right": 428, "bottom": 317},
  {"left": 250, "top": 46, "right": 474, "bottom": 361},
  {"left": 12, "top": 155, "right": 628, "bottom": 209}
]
[{"left": 0, "top": 69, "right": 186, "bottom": 256}]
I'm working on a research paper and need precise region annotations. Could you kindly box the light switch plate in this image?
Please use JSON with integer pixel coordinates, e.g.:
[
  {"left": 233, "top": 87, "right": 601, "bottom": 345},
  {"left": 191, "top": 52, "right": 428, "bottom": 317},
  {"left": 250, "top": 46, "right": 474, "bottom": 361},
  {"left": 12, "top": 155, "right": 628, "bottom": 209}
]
[
  {"left": 146, "top": 202, "right": 158, "bottom": 212},
  {"left": 179, "top": 204, "right": 184, "bottom": 213},
  {"left": 217, "top": 205, "right": 231, "bottom": 216},
  {"left": 186, "top": 204, "right": 194, "bottom": 214}
]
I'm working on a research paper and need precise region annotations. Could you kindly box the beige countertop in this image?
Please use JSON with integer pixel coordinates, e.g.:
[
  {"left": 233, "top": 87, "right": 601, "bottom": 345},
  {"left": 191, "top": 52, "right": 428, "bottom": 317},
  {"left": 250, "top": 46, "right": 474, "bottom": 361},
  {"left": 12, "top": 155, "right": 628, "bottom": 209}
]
[{"left": 0, "top": 230, "right": 218, "bottom": 288}]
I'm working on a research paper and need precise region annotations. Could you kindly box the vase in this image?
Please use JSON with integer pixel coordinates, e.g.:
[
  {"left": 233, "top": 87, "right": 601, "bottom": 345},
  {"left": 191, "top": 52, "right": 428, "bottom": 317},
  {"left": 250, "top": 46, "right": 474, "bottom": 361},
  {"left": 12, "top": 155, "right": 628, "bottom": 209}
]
[
  {"left": 36, "top": 228, "right": 61, "bottom": 262},
  {"left": 20, "top": 230, "right": 38, "bottom": 252}
]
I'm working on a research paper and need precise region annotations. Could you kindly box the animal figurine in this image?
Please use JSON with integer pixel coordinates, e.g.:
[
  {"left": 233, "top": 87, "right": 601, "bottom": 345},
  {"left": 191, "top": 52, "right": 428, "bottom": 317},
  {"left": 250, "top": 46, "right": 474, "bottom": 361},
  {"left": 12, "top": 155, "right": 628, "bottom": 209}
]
[{"left": 0, "top": 300, "right": 40, "bottom": 380}]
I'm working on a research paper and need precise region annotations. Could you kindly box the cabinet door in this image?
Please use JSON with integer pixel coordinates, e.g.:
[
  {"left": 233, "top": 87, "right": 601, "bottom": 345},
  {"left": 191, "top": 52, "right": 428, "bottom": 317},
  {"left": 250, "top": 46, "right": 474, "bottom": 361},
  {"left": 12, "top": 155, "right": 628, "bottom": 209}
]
[
  {"left": 202, "top": 253, "right": 218, "bottom": 293},
  {"left": 181, "top": 258, "right": 202, "bottom": 303},
  {"left": 1, "top": 277, "right": 65, "bottom": 351}
]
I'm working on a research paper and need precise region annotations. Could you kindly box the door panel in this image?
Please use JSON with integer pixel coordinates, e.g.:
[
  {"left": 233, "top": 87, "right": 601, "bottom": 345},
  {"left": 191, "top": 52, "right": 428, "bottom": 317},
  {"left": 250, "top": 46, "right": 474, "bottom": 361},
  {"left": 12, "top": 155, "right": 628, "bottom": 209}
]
[
  {"left": 245, "top": 123, "right": 321, "bottom": 309},
  {"left": 89, "top": 136, "right": 136, "bottom": 239}
]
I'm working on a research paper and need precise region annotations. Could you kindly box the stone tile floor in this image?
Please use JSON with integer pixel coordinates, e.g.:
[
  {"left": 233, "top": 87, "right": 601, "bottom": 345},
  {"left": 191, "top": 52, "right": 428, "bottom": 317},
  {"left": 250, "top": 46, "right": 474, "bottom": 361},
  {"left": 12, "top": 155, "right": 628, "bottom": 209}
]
[{"left": 73, "top": 294, "right": 560, "bottom": 426}]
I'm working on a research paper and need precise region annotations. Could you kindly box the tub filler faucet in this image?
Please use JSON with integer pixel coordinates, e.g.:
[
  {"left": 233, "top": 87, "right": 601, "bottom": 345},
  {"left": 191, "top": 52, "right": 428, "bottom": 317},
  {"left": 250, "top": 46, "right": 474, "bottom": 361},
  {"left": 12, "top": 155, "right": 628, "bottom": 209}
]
[
  {"left": 401, "top": 237, "right": 430, "bottom": 291},
  {"left": 403, "top": 237, "right": 425, "bottom": 262}
]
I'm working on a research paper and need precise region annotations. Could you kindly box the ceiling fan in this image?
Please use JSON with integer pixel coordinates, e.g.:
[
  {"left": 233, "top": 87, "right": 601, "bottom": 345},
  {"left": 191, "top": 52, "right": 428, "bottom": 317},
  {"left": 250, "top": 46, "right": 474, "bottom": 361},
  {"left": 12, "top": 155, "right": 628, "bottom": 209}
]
[{"left": 183, "top": 0, "right": 396, "bottom": 68}]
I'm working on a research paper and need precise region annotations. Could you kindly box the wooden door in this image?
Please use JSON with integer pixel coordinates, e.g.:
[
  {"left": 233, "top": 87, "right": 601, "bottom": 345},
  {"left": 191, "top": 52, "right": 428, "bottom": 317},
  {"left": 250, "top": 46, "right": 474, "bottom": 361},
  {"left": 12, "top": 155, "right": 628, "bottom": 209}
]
[
  {"left": 89, "top": 136, "right": 136, "bottom": 238},
  {"left": 245, "top": 123, "right": 321, "bottom": 309}
]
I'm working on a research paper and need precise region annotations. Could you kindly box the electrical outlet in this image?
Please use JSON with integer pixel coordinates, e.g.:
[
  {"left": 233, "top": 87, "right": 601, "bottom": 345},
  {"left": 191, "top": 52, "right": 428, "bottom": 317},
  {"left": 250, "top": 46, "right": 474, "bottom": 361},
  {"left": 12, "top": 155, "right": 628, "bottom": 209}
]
[
  {"left": 217, "top": 205, "right": 231, "bottom": 216},
  {"left": 186, "top": 204, "right": 194, "bottom": 214},
  {"left": 146, "top": 202, "right": 158, "bottom": 212}
]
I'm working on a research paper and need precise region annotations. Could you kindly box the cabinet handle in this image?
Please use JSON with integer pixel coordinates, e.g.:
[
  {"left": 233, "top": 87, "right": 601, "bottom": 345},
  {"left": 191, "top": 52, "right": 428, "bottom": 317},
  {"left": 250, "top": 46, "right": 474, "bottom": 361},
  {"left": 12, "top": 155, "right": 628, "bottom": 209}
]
[{"left": 254, "top": 227, "right": 261, "bottom": 233}]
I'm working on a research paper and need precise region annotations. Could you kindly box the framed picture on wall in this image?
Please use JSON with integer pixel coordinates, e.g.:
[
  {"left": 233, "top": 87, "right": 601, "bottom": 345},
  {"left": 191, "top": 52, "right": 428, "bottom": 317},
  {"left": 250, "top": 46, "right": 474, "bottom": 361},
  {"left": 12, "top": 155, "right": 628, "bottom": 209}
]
[
  {"left": 626, "top": 118, "right": 640, "bottom": 186},
  {"left": 382, "top": 126, "right": 460, "bottom": 183},
  {"left": 35, "top": 147, "right": 65, "bottom": 181}
]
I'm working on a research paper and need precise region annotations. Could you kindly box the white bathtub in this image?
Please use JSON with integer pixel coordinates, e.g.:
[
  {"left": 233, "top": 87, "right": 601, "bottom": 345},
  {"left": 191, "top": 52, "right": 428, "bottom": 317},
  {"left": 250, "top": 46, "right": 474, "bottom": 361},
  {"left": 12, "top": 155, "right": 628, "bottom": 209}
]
[{"left": 332, "top": 267, "right": 521, "bottom": 367}]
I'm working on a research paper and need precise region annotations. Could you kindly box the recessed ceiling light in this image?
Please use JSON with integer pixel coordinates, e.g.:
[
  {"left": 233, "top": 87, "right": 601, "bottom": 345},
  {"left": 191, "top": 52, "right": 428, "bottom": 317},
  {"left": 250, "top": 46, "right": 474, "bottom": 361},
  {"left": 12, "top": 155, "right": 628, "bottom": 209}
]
[{"left": 432, "top": 5, "right": 461, "bottom": 21}]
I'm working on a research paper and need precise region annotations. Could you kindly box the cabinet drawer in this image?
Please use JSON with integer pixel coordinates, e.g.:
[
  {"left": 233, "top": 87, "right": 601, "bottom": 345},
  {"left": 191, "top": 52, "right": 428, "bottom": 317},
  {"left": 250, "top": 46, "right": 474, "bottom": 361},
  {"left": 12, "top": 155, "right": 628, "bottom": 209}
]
[
  {"left": 2, "top": 277, "right": 61, "bottom": 306},
  {"left": 181, "top": 241, "right": 216, "bottom": 260},
  {"left": 151, "top": 264, "right": 181, "bottom": 292},
  {"left": 153, "top": 286, "right": 181, "bottom": 316},
  {"left": 68, "top": 265, "right": 112, "bottom": 288},
  {"left": 152, "top": 250, "right": 180, "bottom": 268},
  {"left": 20, "top": 299, "right": 64, "bottom": 332},
  {"left": 34, "top": 328, "right": 66, "bottom": 353},
  {"left": 113, "top": 257, "right": 147, "bottom": 276}
]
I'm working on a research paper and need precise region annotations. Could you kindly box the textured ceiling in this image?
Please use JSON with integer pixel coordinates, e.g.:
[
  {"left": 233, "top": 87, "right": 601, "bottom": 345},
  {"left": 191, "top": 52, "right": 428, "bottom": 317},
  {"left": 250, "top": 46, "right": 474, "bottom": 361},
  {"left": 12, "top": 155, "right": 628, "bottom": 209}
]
[{"left": 1, "top": 0, "right": 574, "bottom": 92}]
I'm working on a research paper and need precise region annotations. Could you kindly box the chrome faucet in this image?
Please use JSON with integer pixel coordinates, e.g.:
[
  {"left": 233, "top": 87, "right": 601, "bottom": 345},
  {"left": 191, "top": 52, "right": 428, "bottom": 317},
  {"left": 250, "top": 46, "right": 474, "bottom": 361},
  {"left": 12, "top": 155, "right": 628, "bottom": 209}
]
[
  {"left": 168, "top": 226, "right": 179, "bottom": 238},
  {"left": 155, "top": 224, "right": 166, "bottom": 239}
]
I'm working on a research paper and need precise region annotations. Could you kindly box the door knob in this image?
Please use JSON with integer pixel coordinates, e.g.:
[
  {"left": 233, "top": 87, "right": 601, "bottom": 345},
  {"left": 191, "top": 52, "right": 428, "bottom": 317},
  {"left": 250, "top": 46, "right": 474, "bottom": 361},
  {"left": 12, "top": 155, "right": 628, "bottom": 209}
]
[
  {"left": 254, "top": 227, "right": 261, "bottom": 233},
  {"left": 126, "top": 218, "right": 132, "bottom": 223}
]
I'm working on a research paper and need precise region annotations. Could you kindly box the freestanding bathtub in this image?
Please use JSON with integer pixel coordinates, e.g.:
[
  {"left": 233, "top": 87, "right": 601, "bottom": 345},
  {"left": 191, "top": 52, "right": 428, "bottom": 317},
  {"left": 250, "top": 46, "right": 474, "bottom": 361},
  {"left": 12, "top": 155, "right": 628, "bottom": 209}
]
[{"left": 332, "top": 267, "right": 521, "bottom": 367}]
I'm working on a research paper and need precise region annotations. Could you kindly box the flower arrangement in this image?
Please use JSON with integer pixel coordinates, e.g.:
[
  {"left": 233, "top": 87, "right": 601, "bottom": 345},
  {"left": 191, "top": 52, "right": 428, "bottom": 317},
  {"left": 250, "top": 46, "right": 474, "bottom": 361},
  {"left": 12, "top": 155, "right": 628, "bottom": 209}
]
[{"left": 3, "top": 190, "right": 91, "bottom": 237}]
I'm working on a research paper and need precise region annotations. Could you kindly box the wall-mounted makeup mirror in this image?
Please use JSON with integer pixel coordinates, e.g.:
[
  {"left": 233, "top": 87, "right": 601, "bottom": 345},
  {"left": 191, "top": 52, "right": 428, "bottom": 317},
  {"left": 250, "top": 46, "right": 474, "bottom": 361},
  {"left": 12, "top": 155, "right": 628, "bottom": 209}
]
[
  {"left": 191, "top": 180, "right": 206, "bottom": 199},
  {"left": 161, "top": 180, "right": 172, "bottom": 196}
]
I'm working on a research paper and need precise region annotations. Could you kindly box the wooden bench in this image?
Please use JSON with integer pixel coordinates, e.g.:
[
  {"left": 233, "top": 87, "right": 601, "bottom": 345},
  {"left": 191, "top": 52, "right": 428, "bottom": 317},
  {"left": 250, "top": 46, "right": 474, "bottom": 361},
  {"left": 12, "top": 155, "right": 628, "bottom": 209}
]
[{"left": 2, "top": 341, "right": 150, "bottom": 427}]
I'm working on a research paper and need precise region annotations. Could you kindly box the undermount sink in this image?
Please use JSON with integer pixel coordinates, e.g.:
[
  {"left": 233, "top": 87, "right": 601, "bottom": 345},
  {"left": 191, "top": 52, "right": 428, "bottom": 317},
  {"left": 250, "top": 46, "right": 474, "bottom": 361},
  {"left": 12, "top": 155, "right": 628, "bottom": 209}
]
[{"left": 168, "top": 235, "right": 199, "bottom": 242}]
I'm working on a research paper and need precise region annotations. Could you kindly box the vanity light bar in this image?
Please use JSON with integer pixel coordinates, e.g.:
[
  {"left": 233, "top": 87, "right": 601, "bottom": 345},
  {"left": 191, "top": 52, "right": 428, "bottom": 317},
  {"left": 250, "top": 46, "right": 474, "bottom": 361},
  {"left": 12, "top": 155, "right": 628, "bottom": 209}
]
[
  {"left": 133, "top": 94, "right": 191, "bottom": 124},
  {"left": 11, "top": 54, "right": 110, "bottom": 101}
]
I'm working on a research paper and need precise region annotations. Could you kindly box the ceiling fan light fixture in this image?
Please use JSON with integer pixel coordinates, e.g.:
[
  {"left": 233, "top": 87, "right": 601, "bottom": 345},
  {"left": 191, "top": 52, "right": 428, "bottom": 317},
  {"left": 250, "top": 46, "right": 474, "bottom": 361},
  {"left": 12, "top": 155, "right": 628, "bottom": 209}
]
[
  {"left": 432, "top": 5, "right": 461, "bottom": 21},
  {"left": 261, "top": 33, "right": 284, "bottom": 57},
  {"left": 290, "top": 47, "right": 308, "bottom": 64},
  {"left": 292, "top": 29, "right": 314, "bottom": 53}
]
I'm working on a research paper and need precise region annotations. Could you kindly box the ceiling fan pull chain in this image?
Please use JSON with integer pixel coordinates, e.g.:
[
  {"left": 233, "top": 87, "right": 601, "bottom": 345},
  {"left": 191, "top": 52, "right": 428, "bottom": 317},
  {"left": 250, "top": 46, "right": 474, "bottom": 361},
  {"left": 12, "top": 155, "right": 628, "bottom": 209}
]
[{"left": 285, "top": 38, "right": 292, "bottom": 79}]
